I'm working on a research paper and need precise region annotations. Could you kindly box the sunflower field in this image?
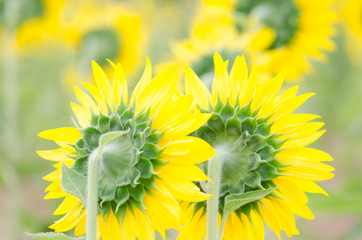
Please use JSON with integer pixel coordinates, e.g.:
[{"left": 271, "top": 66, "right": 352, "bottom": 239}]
[{"left": 0, "top": 0, "right": 361, "bottom": 240}]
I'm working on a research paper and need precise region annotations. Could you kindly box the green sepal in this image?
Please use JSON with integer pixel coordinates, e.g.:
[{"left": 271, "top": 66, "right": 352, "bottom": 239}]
[
  {"left": 82, "top": 127, "right": 101, "bottom": 148},
  {"left": 26, "top": 232, "right": 85, "bottom": 240},
  {"left": 98, "top": 113, "right": 110, "bottom": 133},
  {"left": 146, "top": 131, "right": 164, "bottom": 143},
  {"left": 255, "top": 122, "right": 272, "bottom": 136},
  {"left": 151, "top": 159, "right": 168, "bottom": 169},
  {"left": 139, "top": 177, "right": 157, "bottom": 191},
  {"left": 61, "top": 163, "right": 87, "bottom": 206},
  {"left": 137, "top": 158, "right": 154, "bottom": 178},
  {"left": 229, "top": 180, "right": 245, "bottom": 194},
  {"left": 220, "top": 101, "right": 235, "bottom": 121},
  {"left": 246, "top": 153, "right": 263, "bottom": 171},
  {"left": 241, "top": 117, "right": 257, "bottom": 134},
  {"left": 128, "top": 198, "right": 145, "bottom": 213},
  {"left": 236, "top": 103, "right": 252, "bottom": 119},
  {"left": 117, "top": 204, "right": 127, "bottom": 223},
  {"left": 267, "top": 138, "right": 286, "bottom": 149},
  {"left": 136, "top": 121, "right": 151, "bottom": 133},
  {"left": 225, "top": 115, "right": 242, "bottom": 136},
  {"left": 120, "top": 107, "right": 135, "bottom": 124},
  {"left": 114, "top": 100, "right": 126, "bottom": 116},
  {"left": 90, "top": 111, "right": 100, "bottom": 126},
  {"left": 192, "top": 202, "right": 206, "bottom": 218},
  {"left": 248, "top": 134, "right": 268, "bottom": 152},
  {"left": 196, "top": 125, "right": 217, "bottom": 143},
  {"left": 257, "top": 162, "right": 279, "bottom": 180},
  {"left": 257, "top": 145, "right": 276, "bottom": 161},
  {"left": 128, "top": 184, "right": 145, "bottom": 203},
  {"left": 244, "top": 171, "right": 262, "bottom": 189},
  {"left": 109, "top": 114, "right": 123, "bottom": 131},
  {"left": 115, "top": 187, "right": 130, "bottom": 212},
  {"left": 141, "top": 143, "right": 163, "bottom": 159},
  {"left": 99, "top": 201, "right": 112, "bottom": 217},
  {"left": 133, "top": 132, "right": 145, "bottom": 149},
  {"left": 213, "top": 97, "right": 225, "bottom": 113},
  {"left": 136, "top": 108, "right": 151, "bottom": 124},
  {"left": 207, "top": 113, "right": 225, "bottom": 133}
]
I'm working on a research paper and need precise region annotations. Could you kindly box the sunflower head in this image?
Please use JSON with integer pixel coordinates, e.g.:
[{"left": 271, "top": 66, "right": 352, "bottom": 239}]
[
  {"left": 61, "top": 1, "right": 143, "bottom": 74},
  {"left": 38, "top": 59, "right": 214, "bottom": 239},
  {"left": 233, "top": 0, "right": 300, "bottom": 49},
  {"left": 71, "top": 99, "right": 165, "bottom": 216},
  {"left": 179, "top": 53, "right": 334, "bottom": 239},
  {"left": 199, "top": 0, "right": 337, "bottom": 80},
  {"left": 195, "top": 100, "right": 285, "bottom": 207}
]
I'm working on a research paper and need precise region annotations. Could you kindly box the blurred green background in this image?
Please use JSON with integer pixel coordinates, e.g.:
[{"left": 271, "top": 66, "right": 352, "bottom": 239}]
[{"left": 0, "top": 0, "right": 361, "bottom": 239}]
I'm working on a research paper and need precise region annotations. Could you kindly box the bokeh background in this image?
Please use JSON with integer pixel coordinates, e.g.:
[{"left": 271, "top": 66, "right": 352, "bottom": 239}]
[{"left": 0, "top": 0, "right": 361, "bottom": 239}]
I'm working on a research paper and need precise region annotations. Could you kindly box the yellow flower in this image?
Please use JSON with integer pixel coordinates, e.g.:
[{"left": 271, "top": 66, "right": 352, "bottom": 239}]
[
  {"left": 37, "top": 60, "right": 215, "bottom": 239},
  {"left": 341, "top": 0, "right": 362, "bottom": 65},
  {"left": 1, "top": 0, "right": 65, "bottom": 52},
  {"left": 184, "top": 0, "right": 337, "bottom": 80},
  {"left": 178, "top": 53, "right": 334, "bottom": 239},
  {"left": 59, "top": 1, "right": 143, "bottom": 74}
]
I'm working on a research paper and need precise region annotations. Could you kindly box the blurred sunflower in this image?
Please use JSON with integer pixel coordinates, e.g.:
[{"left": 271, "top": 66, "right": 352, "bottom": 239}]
[
  {"left": 185, "top": 0, "right": 337, "bottom": 80},
  {"left": 38, "top": 59, "right": 214, "bottom": 240},
  {"left": 37, "top": 60, "right": 214, "bottom": 239},
  {"left": 0, "top": 0, "right": 64, "bottom": 52},
  {"left": 60, "top": 1, "right": 143, "bottom": 77},
  {"left": 178, "top": 53, "right": 334, "bottom": 239},
  {"left": 159, "top": 2, "right": 273, "bottom": 89},
  {"left": 341, "top": 0, "right": 362, "bottom": 65}
]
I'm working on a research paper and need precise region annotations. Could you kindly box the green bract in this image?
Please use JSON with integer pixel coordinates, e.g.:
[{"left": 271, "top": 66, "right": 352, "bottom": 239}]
[
  {"left": 66, "top": 101, "right": 165, "bottom": 218},
  {"left": 234, "top": 0, "right": 300, "bottom": 49},
  {"left": 194, "top": 99, "right": 286, "bottom": 217}
]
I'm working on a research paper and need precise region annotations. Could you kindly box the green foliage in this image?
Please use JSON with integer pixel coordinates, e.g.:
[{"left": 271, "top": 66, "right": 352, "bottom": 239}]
[
  {"left": 61, "top": 163, "right": 87, "bottom": 206},
  {"left": 218, "top": 188, "right": 277, "bottom": 238}
]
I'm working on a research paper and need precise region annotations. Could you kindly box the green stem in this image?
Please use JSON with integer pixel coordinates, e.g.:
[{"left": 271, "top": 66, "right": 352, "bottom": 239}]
[
  {"left": 86, "top": 146, "right": 103, "bottom": 240},
  {"left": 218, "top": 217, "right": 228, "bottom": 240},
  {"left": 206, "top": 151, "right": 223, "bottom": 240}
]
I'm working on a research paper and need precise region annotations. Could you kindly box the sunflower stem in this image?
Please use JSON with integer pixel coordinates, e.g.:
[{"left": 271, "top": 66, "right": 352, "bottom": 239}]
[
  {"left": 86, "top": 146, "right": 103, "bottom": 240},
  {"left": 206, "top": 150, "right": 223, "bottom": 240}
]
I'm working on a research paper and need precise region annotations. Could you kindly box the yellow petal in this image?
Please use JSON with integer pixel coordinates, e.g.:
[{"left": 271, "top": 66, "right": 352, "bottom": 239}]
[
  {"left": 92, "top": 61, "right": 114, "bottom": 109},
  {"left": 38, "top": 127, "right": 81, "bottom": 143},
  {"left": 130, "top": 57, "right": 152, "bottom": 103},
  {"left": 185, "top": 66, "right": 211, "bottom": 110}
]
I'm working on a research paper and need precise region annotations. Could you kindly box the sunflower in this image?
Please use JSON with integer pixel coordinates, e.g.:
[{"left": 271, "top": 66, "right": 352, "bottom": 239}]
[
  {"left": 0, "top": 0, "right": 64, "bottom": 52},
  {"left": 341, "top": 0, "right": 362, "bottom": 65},
  {"left": 177, "top": 53, "right": 334, "bottom": 239},
  {"left": 59, "top": 1, "right": 143, "bottom": 74},
  {"left": 189, "top": 0, "right": 337, "bottom": 80},
  {"left": 159, "top": 2, "right": 274, "bottom": 89},
  {"left": 37, "top": 60, "right": 215, "bottom": 239}
]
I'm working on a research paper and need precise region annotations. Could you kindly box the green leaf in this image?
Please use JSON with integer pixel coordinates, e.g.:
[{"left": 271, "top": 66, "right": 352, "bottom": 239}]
[
  {"left": 26, "top": 232, "right": 85, "bottom": 240},
  {"left": 61, "top": 163, "right": 87, "bottom": 205},
  {"left": 223, "top": 188, "right": 276, "bottom": 217},
  {"left": 218, "top": 188, "right": 276, "bottom": 239},
  {"left": 99, "top": 129, "right": 129, "bottom": 147}
]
